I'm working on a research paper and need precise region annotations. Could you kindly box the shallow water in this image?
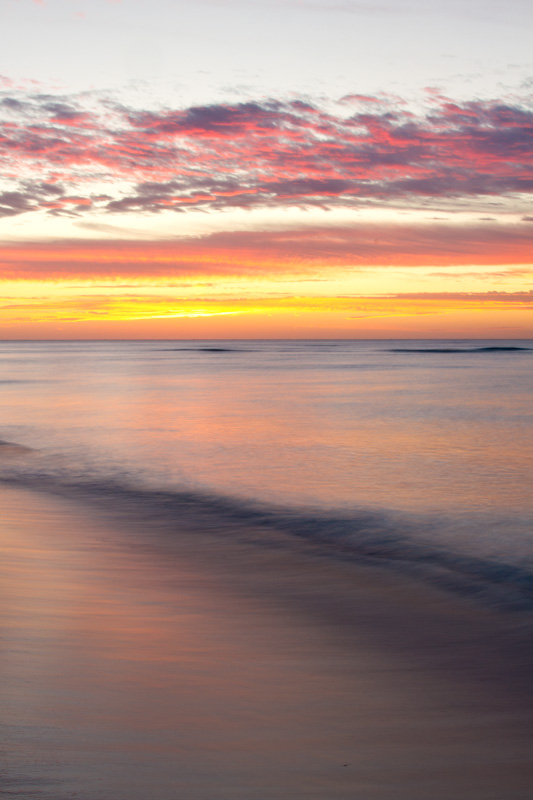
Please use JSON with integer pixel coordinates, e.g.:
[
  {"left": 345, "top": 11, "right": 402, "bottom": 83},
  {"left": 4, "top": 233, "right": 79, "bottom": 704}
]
[
  {"left": 0, "top": 339, "right": 532, "bottom": 604},
  {"left": 1, "top": 485, "right": 533, "bottom": 800}
]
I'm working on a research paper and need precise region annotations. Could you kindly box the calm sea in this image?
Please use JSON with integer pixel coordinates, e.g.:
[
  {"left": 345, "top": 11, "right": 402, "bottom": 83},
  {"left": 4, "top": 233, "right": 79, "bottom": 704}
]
[{"left": 1, "top": 339, "right": 532, "bottom": 607}]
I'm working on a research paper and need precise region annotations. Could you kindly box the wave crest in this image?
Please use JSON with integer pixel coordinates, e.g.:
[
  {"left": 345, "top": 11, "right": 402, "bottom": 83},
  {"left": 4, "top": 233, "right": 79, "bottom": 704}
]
[{"left": 0, "top": 451, "right": 532, "bottom": 612}]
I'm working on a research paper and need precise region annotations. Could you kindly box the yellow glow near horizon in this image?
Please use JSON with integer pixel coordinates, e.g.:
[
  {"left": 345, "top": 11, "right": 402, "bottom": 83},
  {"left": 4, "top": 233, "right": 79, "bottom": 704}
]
[
  {"left": 0, "top": 218, "right": 531, "bottom": 338},
  {"left": 1, "top": 282, "right": 532, "bottom": 339}
]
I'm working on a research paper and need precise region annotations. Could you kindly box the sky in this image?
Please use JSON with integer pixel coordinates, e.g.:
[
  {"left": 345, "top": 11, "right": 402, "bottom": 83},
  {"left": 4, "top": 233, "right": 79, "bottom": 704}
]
[{"left": 0, "top": 0, "right": 532, "bottom": 338}]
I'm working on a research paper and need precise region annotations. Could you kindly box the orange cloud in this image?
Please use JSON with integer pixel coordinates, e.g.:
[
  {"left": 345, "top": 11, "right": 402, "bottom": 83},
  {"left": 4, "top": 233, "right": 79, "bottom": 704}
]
[{"left": 1, "top": 221, "right": 532, "bottom": 281}]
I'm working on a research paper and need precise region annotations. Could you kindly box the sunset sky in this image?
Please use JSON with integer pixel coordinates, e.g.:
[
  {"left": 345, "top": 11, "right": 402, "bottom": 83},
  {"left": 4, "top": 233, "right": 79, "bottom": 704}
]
[{"left": 1, "top": 0, "right": 532, "bottom": 338}]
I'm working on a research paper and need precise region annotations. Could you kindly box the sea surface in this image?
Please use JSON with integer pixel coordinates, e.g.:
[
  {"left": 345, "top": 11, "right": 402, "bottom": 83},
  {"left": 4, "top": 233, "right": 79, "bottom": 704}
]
[
  {"left": 2, "top": 338, "right": 533, "bottom": 799},
  {"left": 1, "top": 338, "right": 532, "bottom": 608}
]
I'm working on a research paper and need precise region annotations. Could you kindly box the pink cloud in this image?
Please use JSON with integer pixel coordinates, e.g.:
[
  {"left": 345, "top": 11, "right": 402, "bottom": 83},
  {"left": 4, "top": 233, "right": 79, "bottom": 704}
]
[
  {"left": 1, "top": 220, "right": 532, "bottom": 280},
  {"left": 0, "top": 90, "right": 532, "bottom": 216}
]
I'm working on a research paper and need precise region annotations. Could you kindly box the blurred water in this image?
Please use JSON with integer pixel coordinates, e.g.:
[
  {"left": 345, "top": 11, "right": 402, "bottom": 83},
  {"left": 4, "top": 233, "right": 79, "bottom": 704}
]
[
  {"left": 0, "top": 339, "right": 532, "bottom": 584},
  {"left": 3, "top": 484, "right": 533, "bottom": 800},
  {"left": 2, "top": 340, "right": 533, "bottom": 799}
]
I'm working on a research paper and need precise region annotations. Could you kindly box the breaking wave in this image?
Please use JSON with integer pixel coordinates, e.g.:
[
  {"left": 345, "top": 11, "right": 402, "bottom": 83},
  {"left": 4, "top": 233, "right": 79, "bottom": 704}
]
[{"left": 1, "top": 441, "right": 532, "bottom": 612}]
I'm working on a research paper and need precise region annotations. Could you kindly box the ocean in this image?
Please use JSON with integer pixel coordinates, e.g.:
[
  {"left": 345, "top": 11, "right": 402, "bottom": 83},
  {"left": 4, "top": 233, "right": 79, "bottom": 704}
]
[
  {"left": 1, "top": 338, "right": 532, "bottom": 608},
  {"left": 2, "top": 338, "right": 533, "bottom": 799}
]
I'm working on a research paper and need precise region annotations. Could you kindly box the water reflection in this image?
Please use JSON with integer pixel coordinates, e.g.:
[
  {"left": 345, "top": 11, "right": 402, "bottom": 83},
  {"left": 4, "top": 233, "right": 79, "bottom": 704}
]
[{"left": 2, "top": 485, "right": 533, "bottom": 799}]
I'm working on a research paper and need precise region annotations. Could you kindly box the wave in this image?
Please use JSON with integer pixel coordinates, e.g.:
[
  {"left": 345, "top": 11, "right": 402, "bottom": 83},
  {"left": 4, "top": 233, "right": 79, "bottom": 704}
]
[
  {"left": 154, "top": 347, "right": 250, "bottom": 352},
  {"left": 0, "top": 439, "right": 35, "bottom": 454},
  {"left": 388, "top": 346, "right": 532, "bottom": 353},
  {"left": 1, "top": 449, "right": 532, "bottom": 612}
]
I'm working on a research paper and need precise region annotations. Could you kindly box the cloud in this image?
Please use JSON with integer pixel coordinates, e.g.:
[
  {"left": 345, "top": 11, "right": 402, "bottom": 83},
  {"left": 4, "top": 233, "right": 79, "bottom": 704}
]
[
  {"left": 427, "top": 267, "right": 533, "bottom": 279},
  {"left": 1, "top": 220, "right": 532, "bottom": 280},
  {"left": 0, "top": 191, "right": 36, "bottom": 216},
  {"left": 0, "top": 89, "right": 532, "bottom": 217},
  {"left": 386, "top": 290, "right": 533, "bottom": 303}
]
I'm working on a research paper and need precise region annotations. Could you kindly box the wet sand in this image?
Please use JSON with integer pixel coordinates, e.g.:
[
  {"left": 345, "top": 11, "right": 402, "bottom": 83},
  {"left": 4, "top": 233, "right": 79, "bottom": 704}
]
[{"left": 1, "top": 484, "right": 533, "bottom": 800}]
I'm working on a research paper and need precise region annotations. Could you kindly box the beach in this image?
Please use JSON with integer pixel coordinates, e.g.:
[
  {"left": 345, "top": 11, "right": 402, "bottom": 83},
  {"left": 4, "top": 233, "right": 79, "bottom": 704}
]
[{"left": 2, "top": 482, "right": 533, "bottom": 800}]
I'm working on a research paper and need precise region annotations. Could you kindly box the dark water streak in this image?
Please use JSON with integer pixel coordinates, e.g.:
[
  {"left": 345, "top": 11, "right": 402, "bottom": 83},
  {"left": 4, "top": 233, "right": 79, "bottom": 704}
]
[
  {"left": 388, "top": 346, "right": 532, "bottom": 353},
  {"left": 1, "top": 462, "right": 532, "bottom": 613}
]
